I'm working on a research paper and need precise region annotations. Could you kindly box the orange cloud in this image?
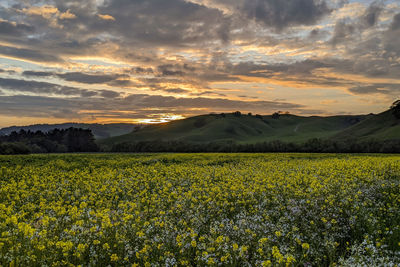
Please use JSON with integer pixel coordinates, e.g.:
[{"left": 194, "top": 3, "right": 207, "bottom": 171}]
[{"left": 97, "top": 14, "right": 116, "bottom": 21}]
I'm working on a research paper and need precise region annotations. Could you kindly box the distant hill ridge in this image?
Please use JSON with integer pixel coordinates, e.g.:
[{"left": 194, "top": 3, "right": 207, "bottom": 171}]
[
  {"left": 0, "top": 123, "right": 137, "bottom": 140},
  {"left": 100, "top": 110, "right": 400, "bottom": 149},
  {"left": 100, "top": 108, "right": 400, "bottom": 147},
  {"left": 3, "top": 108, "right": 399, "bottom": 146}
]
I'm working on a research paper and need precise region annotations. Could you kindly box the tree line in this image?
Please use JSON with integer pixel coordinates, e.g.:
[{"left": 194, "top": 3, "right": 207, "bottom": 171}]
[
  {"left": 109, "top": 138, "right": 400, "bottom": 153},
  {"left": 0, "top": 128, "right": 98, "bottom": 154},
  {"left": 1, "top": 130, "right": 399, "bottom": 154}
]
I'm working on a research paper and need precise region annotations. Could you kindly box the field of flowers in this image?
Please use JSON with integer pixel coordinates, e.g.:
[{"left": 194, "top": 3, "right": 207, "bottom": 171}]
[{"left": 0, "top": 153, "right": 399, "bottom": 266}]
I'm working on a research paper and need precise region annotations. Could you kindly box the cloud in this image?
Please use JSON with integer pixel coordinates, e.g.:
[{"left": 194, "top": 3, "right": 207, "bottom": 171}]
[
  {"left": 163, "top": 88, "right": 188, "bottom": 94},
  {"left": 22, "top": 70, "right": 53, "bottom": 77},
  {"left": 99, "top": 90, "right": 121, "bottom": 98},
  {"left": 21, "top": 5, "right": 76, "bottom": 20},
  {"left": 212, "top": 0, "right": 331, "bottom": 31},
  {"left": 348, "top": 84, "right": 400, "bottom": 95},
  {"left": 121, "top": 94, "right": 304, "bottom": 110},
  {"left": 0, "top": 0, "right": 399, "bottom": 124},
  {"left": 21, "top": 5, "right": 59, "bottom": 18},
  {"left": 56, "top": 72, "right": 129, "bottom": 84},
  {"left": 22, "top": 70, "right": 130, "bottom": 85},
  {"left": 0, "top": 92, "right": 306, "bottom": 121},
  {"left": 362, "top": 2, "right": 382, "bottom": 27},
  {"left": 390, "top": 13, "right": 400, "bottom": 31},
  {"left": 97, "top": 14, "right": 115, "bottom": 21},
  {"left": 59, "top": 10, "right": 76, "bottom": 20},
  {"left": 0, "top": 45, "right": 64, "bottom": 62},
  {"left": 0, "top": 19, "right": 34, "bottom": 36},
  {"left": 0, "top": 77, "right": 120, "bottom": 98},
  {"left": 330, "top": 19, "right": 355, "bottom": 45},
  {"left": 96, "top": 0, "right": 229, "bottom": 46}
]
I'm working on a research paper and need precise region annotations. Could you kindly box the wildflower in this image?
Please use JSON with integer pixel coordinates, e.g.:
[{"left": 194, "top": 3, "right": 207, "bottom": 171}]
[
  {"left": 103, "top": 243, "right": 110, "bottom": 250},
  {"left": 110, "top": 254, "right": 119, "bottom": 262},
  {"left": 232, "top": 243, "right": 239, "bottom": 251},
  {"left": 262, "top": 260, "right": 272, "bottom": 267}
]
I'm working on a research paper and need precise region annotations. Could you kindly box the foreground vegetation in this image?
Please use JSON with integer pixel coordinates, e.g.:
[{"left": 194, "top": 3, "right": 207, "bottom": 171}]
[{"left": 0, "top": 153, "right": 399, "bottom": 266}]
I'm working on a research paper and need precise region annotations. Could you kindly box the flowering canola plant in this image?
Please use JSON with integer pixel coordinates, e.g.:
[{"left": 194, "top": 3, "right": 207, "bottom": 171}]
[{"left": 0, "top": 153, "right": 399, "bottom": 266}]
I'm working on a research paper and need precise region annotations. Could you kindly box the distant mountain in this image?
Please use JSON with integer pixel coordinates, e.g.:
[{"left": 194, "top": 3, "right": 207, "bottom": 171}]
[
  {"left": 0, "top": 123, "right": 138, "bottom": 140},
  {"left": 100, "top": 111, "right": 389, "bottom": 147}
]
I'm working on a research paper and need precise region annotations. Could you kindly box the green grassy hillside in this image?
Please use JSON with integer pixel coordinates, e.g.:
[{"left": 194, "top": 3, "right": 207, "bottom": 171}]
[
  {"left": 100, "top": 112, "right": 369, "bottom": 146},
  {"left": 333, "top": 110, "right": 400, "bottom": 141}
]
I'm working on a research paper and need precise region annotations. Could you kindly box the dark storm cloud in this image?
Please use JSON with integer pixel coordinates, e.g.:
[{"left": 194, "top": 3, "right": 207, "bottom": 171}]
[
  {"left": 241, "top": 0, "right": 330, "bottom": 31},
  {"left": 95, "top": 0, "right": 229, "bottom": 46},
  {"left": 122, "top": 94, "right": 304, "bottom": 110},
  {"left": 336, "top": 11, "right": 400, "bottom": 80},
  {"left": 56, "top": 72, "right": 129, "bottom": 84},
  {"left": 0, "top": 95, "right": 82, "bottom": 118},
  {"left": 22, "top": 70, "right": 130, "bottom": 85},
  {"left": 130, "top": 67, "right": 154, "bottom": 74},
  {"left": 163, "top": 88, "right": 188, "bottom": 94},
  {"left": 349, "top": 84, "right": 400, "bottom": 95},
  {"left": 381, "top": 13, "right": 400, "bottom": 58},
  {"left": 23, "top": 70, "right": 54, "bottom": 77},
  {"left": 0, "top": 45, "right": 64, "bottom": 62},
  {"left": 0, "top": 68, "right": 15, "bottom": 74},
  {"left": 157, "top": 65, "right": 186, "bottom": 77},
  {"left": 330, "top": 20, "right": 355, "bottom": 46},
  {"left": 0, "top": 93, "right": 306, "bottom": 120},
  {"left": 226, "top": 60, "right": 329, "bottom": 80},
  {"left": 0, "top": 77, "right": 120, "bottom": 98},
  {"left": 99, "top": 90, "right": 121, "bottom": 98},
  {"left": 362, "top": 2, "right": 382, "bottom": 27},
  {"left": 0, "top": 20, "right": 34, "bottom": 36},
  {"left": 0, "top": 0, "right": 399, "bottom": 124},
  {"left": 390, "top": 13, "right": 400, "bottom": 30}
]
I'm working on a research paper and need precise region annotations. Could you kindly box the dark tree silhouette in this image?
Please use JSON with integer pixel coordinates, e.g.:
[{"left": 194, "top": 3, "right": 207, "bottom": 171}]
[
  {"left": 233, "top": 111, "right": 242, "bottom": 117},
  {"left": 0, "top": 127, "right": 98, "bottom": 154},
  {"left": 391, "top": 100, "right": 400, "bottom": 119},
  {"left": 272, "top": 112, "right": 280, "bottom": 119}
]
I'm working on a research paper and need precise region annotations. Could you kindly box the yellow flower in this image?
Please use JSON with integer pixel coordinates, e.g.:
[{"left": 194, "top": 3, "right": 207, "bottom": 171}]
[
  {"left": 302, "top": 243, "right": 310, "bottom": 250},
  {"left": 262, "top": 260, "right": 271, "bottom": 267},
  {"left": 216, "top": 235, "right": 224, "bottom": 243},
  {"left": 110, "top": 254, "right": 119, "bottom": 261},
  {"left": 77, "top": 243, "right": 87, "bottom": 253},
  {"left": 232, "top": 243, "right": 239, "bottom": 251},
  {"left": 207, "top": 257, "right": 215, "bottom": 265},
  {"left": 259, "top": 237, "right": 268, "bottom": 245}
]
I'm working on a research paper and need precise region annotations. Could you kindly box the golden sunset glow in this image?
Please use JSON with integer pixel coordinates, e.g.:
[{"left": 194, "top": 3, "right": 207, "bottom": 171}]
[{"left": 0, "top": 0, "right": 399, "bottom": 127}]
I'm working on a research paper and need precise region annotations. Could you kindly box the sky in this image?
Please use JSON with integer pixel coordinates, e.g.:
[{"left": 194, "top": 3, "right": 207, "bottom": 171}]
[{"left": 0, "top": 0, "right": 399, "bottom": 127}]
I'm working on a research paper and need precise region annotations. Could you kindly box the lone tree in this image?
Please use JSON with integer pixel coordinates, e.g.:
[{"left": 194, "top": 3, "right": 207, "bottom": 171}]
[
  {"left": 233, "top": 111, "right": 242, "bottom": 117},
  {"left": 272, "top": 112, "right": 280, "bottom": 119},
  {"left": 391, "top": 100, "right": 400, "bottom": 119}
]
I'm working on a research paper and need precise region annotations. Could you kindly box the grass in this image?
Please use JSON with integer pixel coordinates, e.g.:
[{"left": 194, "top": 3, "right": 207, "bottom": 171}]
[{"left": 100, "top": 113, "right": 370, "bottom": 146}]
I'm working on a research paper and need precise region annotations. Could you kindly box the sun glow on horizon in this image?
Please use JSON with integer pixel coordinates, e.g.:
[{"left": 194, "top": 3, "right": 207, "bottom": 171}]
[{"left": 136, "top": 114, "right": 186, "bottom": 124}]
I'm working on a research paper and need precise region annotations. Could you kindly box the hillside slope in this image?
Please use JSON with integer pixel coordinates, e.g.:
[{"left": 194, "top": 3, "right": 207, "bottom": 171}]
[
  {"left": 333, "top": 110, "right": 400, "bottom": 141},
  {"left": 100, "top": 113, "right": 368, "bottom": 146}
]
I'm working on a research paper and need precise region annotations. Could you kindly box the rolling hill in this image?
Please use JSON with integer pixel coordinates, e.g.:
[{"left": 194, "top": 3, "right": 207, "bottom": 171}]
[
  {"left": 0, "top": 123, "right": 137, "bottom": 140},
  {"left": 333, "top": 109, "right": 400, "bottom": 141},
  {"left": 100, "top": 111, "right": 398, "bottom": 147}
]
